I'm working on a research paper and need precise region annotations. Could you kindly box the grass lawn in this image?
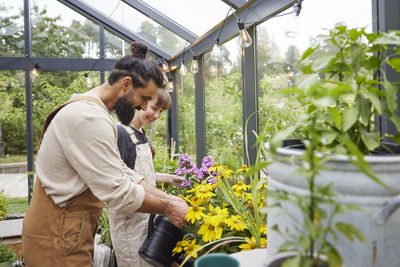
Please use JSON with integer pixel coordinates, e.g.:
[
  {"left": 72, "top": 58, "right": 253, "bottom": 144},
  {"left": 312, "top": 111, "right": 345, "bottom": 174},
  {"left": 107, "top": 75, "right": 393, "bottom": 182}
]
[
  {"left": 0, "top": 155, "right": 28, "bottom": 164},
  {"left": 7, "top": 197, "right": 28, "bottom": 214}
]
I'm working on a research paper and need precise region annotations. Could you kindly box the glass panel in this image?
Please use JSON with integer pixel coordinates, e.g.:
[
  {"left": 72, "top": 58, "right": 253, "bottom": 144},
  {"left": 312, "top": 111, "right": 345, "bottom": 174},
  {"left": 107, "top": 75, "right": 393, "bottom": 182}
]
[
  {"left": 176, "top": 64, "right": 196, "bottom": 162},
  {"left": 205, "top": 37, "right": 242, "bottom": 168},
  {"left": 0, "top": 1, "right": 24, "bottom": 56},
  {"left": 105, "top": 29, "right": 131, "bottom": 59},
  {"left": 256, "top": 0, "right": 372, "bottom": 140},
  {"left": 80, "top": 0, "right": 186, "bottom": 56},
  {"left": 32, "top": 0, "right": 99, "bottom": 58},
  {"left": 143, "top": 0, "right": 230, "bottom": 37}
]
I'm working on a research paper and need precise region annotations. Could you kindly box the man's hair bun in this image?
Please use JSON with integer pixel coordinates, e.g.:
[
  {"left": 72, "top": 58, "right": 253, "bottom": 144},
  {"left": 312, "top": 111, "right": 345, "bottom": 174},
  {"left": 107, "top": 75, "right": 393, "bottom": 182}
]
[{"left": 130, "top": 42, "right": 148, "bottom": 59}]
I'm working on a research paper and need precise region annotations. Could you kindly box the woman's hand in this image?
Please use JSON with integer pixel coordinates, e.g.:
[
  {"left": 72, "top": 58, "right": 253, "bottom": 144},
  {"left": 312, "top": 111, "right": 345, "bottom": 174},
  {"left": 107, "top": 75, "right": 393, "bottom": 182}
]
[{"left": 156, "top": 173, "right": 183, "bottom": 187}]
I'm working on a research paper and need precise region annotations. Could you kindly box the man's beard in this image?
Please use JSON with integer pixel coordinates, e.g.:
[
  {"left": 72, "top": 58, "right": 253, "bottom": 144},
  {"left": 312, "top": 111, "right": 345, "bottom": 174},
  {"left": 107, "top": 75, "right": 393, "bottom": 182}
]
[{"left": 115, "top": 96, "right": 141, "bottom": 125}]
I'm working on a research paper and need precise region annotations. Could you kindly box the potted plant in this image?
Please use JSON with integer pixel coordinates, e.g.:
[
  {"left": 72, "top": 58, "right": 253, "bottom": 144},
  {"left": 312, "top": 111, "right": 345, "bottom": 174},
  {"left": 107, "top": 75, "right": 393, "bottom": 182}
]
[
  {"left": 0, "top": 242, "right": 15, "bottom": 267},
  {"left": 164, "top": 154, "right": 267, "bottom": 266},
  {"left": 264, "top": 25, "right": 400, "bottom": 267}
]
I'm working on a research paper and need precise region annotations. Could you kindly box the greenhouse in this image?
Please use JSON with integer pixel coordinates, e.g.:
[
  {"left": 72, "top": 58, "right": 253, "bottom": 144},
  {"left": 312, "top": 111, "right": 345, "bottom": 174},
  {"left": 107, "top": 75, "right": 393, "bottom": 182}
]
[{"left": 0, "top": 0, "right": 399, "bottom": 266}]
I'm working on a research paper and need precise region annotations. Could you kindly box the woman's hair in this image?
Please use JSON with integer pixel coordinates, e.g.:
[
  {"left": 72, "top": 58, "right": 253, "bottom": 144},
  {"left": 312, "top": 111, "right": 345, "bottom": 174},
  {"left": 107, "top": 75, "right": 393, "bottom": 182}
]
[
  {"left": 108, "top": 42, "right": 165, "bottom": 88},
  {"left": 153, "top": 88, "right": 172, "bottom": 110}
]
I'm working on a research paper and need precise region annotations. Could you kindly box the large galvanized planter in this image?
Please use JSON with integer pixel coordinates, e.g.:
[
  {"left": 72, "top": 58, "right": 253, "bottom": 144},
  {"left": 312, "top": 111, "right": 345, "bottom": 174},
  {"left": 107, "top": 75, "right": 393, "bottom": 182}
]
[{"left": 266, "top": 139, "right": 400, "bottom": 267}]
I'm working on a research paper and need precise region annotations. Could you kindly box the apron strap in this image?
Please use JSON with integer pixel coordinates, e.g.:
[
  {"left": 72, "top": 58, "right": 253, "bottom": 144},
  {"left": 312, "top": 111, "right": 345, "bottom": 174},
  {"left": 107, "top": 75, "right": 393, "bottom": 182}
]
[{"left": 39, "top": 95, "right": 103, "bottom": 145}]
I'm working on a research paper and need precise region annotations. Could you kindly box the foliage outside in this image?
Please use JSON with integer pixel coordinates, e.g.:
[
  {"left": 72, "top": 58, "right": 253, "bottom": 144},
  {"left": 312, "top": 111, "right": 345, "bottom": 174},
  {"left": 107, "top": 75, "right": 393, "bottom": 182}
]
[
  {"left": 0, "top": 242, "right": 15, "bottom": 263},
  {"left": 267, "top": 26, "right": 400, "bottom": 267},
  {"left": 162, "top": 153, "right": 267, "bottom": 265},
  {"left": 0, "top": 192, "right": 7, "bottom": 220}
]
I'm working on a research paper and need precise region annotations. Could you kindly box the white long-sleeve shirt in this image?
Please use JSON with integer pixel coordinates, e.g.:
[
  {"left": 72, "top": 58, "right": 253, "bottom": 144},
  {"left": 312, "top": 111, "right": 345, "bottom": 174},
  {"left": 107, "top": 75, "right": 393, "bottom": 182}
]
[{"left": 35, "top": 95, "right": 145, "bottom": 213}]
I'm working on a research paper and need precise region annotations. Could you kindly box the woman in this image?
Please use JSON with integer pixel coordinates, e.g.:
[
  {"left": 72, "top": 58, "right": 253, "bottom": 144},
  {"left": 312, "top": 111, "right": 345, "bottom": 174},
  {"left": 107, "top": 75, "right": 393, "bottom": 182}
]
[{"left": 111, "top": 88, "right": 182, "bottom": 266}]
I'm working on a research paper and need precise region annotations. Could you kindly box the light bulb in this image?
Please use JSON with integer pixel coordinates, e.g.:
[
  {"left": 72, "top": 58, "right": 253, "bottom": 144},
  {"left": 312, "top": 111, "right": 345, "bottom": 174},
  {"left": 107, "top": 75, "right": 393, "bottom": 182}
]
[
  {"left": 31, "top": 65, "right": 39, "bottom": 77},
  {"left": 84, "top": 73, "right": 93, "bottom": 87},
  {"left": 210, "top": 64, "right": 217, "bottom": 76},
  {"left": 190, "top": 56, "right": 199, "bottom": 74},
  {"left": 211, "top": 42, "right": 221, "bottom": 61},
  {"left": 180, "top": 61, "right": 187, "bottom": 76},
  {"left": 238, "top": 21, "right": 252, "bottom": 48},
  {"left": 168, "top": 80, "right": 174, "bottom": 93},
  {"left": 285, "top": 2, "right": 301, "bottom": 39}
]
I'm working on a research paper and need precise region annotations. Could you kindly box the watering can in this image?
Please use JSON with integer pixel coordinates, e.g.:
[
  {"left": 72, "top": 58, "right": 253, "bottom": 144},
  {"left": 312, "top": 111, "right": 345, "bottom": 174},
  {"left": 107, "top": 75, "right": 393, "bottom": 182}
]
[{"left": 139, "top": 214, "right": 186, "bottom": 267}]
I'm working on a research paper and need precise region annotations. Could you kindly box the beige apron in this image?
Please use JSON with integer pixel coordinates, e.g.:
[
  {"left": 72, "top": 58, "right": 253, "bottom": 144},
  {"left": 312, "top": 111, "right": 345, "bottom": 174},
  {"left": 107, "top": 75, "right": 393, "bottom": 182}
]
[
  {"left": 22, "top": 96, "right": 105, "bottom": 267},
  {"left": 109, "top": 125, "right": 155, "bottom": 267}
]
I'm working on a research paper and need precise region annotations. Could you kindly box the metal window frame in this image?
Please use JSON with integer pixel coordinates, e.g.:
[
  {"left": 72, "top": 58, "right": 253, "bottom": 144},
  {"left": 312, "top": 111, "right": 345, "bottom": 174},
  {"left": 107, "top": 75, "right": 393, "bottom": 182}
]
[
  {"left": 122, "top": 0, "right": 197, "bottom": 43},
  {"left": 58, "top": 0, "right": 172, "bottom": 59}
]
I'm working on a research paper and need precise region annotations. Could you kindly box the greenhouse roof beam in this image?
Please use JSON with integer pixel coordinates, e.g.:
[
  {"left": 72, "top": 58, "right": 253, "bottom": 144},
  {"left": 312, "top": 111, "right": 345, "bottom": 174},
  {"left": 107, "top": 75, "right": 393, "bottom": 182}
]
[
  {"left": 170, "top": 0, "right": 296, "bottom": 66},
  {"left": 58, "top": 0, "right": 172, "bottom": 59},
  {"left": 0, "top": 57, "right": 115, "bottom": 71},
  {"left": 220, "top": 0, "right": 247, "bottom": 10},
  {"left": 122, "top": 0, "right": 197, "bottom": 43}
]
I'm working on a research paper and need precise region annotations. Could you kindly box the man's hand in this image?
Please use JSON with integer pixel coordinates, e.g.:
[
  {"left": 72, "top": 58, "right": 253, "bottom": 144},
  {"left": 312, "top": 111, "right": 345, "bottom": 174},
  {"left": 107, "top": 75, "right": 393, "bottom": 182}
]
[{"left": 165, "top": 196, "right": 189, "bottom": 228}]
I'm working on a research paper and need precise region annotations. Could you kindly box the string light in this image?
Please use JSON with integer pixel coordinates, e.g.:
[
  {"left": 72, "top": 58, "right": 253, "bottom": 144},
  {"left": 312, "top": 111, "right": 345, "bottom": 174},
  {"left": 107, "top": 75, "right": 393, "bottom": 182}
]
[
  {"left": 31, "top": 64, "right": 40, "bottom": 77},
  {"left": 179, "top": 60, "right": 187, "bottom": 76},
  {"left": 158, "top": 58, "right": 169, "bottom": 72},
  {"left": 237, "top": 19, "right": 252, "bottom": 47},
  {"left": 285, "top": 0, "right": 303, "bottom": 38},
  {"left": 167, "top": 72, "right": 174, "bottom": 93},
  {"left": 190, "top": 55, "right": 199, "bottom": 74},
  {"left": 83, "top": 72, "right": 93, "bottom": 87},
  {"left": 211, "top": 40, "right": 221, "bottom": 61}
]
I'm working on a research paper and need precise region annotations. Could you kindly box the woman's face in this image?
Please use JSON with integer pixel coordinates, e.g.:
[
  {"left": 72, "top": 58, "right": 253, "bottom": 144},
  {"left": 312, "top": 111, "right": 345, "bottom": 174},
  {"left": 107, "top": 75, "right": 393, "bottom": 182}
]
[{"left": 138, "top": 96, "right": 164, "bottom": 126}]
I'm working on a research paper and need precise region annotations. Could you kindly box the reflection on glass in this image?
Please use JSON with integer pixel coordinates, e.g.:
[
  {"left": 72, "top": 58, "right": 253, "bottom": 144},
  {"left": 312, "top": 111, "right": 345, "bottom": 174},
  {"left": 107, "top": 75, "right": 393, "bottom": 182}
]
[
  {"left": 0, "top": 1, "right": 24, "bottom": 56},
  {"left": 205, "top": 37, "right": 242, "bottom": 168},
  {"left": 256, "top": 0, "right": 372, "bottom": 141},
  {"left": 177, "top": 64, "right": 196, "bottom": 160},
  {"left": 31, "top": 0, "right": 99, "bottom": 58},
  {"left": 79, "top": 0, "right": 186, "bottom": 55}
]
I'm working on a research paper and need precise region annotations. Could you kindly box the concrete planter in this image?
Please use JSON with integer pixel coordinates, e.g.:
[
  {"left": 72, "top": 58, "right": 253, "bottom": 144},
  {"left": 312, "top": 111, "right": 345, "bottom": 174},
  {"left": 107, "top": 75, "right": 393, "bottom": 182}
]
[{"left": 266, "top": 140, "right": 400, "bottom": 267}]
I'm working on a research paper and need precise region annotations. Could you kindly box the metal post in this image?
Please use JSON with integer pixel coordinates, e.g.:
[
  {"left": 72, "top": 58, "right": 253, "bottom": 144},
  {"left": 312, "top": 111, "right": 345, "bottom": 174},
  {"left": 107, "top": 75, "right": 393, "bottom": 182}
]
[
  {"left": 194, "top": 55, "right": 206, "bottom": 167},
  {"left": 167, "top": 70, "right": 179, "bottom": 156},
  {"left": 24, "top": 0, "right": 34, "bottom": 204},
  {"left": 372, "top": 0, "right": 400, "bottom": 136},
  {"left": 241, "top": 25, "right": 259, "bottom": 167},
  {"left": 100, "top": 24, "right": 105, "bottom": 84}
]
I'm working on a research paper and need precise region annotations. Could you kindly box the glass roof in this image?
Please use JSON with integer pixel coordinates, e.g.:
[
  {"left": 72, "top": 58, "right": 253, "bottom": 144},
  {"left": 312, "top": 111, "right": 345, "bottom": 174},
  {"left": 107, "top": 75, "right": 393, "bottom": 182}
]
[
  {"left": 143, "top": 0, "right": 231, "bottom": 37},
  {"left": 79, "top": 0, "right": 187, "bottom": 56}
]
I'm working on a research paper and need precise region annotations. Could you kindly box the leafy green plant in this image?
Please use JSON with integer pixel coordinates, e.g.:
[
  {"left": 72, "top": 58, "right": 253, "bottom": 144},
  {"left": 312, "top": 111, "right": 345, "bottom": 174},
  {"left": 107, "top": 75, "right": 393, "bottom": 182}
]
[
  {"left": 0, "top": 241, "right": 15, "bottom": 263},
  {"left": 0, "top": 192, "right": 7, "bottom": 220},
  {"left": 267, "top": 26, "right": 400, "bottom": 267}
]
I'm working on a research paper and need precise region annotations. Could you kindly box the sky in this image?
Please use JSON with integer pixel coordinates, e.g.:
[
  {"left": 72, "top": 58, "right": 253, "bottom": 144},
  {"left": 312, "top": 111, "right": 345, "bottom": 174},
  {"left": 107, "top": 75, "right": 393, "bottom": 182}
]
[{"left": 3, "top": 0, "right": 373, "bottom": 61}]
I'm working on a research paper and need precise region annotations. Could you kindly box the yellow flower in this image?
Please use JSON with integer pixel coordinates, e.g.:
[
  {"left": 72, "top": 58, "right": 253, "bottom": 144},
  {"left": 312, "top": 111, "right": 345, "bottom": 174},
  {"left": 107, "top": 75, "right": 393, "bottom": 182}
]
[
  {"left": 232, "top": 180, "right": 249, "bottom": 193},
  {"left": 186, "top": 204, "right": 205, "bottom": 224},
  {"left": 197, "top": 217, "right": 219, "bottom": 243},
  {"left": 173, "top": 236, "right": 190, "bottom": 255},
  {"left": 239, "top": 236, "right": 259, "bottom": 251},
  {"left": 221, "top": 166, "right": 233, "bottom": 178},
  {"left": 184, "top": 239, "right": 202, "bottom": 259},
  {"left": 207, "top": 204, "right": 229, "bottom": 219},
  {"left": 208, "top": 162, "right": 221, "bottom": 175},
  {"left": 236, "top": 164, "right": 249, "bottom": 173},
  {"left": 261, "top": 224, "right": 268, "bottom": 235},
  {"left": 226, "top": 215, "right": 246, "bottom": 231},
  {"left": 215, "top": 218, "right": 227, "bottom": 239}
]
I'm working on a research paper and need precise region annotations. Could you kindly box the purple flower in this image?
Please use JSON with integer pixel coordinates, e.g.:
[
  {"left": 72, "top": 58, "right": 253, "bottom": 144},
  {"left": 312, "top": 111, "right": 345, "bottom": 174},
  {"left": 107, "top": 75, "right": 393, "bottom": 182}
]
[{"left": 180, "top": 178, "right": 192, "bottom": 187}]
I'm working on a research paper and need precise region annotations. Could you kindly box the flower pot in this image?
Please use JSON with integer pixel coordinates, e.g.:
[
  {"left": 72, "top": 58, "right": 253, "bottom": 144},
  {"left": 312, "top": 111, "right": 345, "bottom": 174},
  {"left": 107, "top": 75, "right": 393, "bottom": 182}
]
[
  {"left": 266, "top": 252, "right": 329, "bottom": 267},
  {"left": 194, "top": 253, "right": 239, "bottom": 267},
  {"left": 266, "top": 139, "right": 400, "bottom": 267},
  {"left": 139, "top": 214, "right": 185, "bottom": 267}
]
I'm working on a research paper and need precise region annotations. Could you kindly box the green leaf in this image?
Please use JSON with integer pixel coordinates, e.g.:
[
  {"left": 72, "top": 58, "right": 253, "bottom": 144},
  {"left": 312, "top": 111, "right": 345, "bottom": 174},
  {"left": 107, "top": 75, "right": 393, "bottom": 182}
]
[
  {"left": 336, "top": 222, "right": 367, "bottom": 242},
  {"left": 384, "top": 81, "right": 398, "bottom": 114},
  {"left": 387, "top": 58, "right": 400, "bottom": 72},
  {"left": 342, "top": 106, "right": 358, "bottom": 131},
  {"left": 320, "top": 132, "right": 337, "bottom": 145},
  {"left": 373, "top": 31, "right": 400, "bottom": 45},
  {"left": 360, "top": 129, "right": 380, "bottom": 151},
  {"left": 350, "top": 44, "right": 361, "bottom": 73},
  {"left": 299, "top": 74, "right": 320, "bottom": 89},
  {"left": 365, "top": 91, "right": 382, "bottom": 114},
  {"left": 391, "top": 114, "right": 400, "bottom": 132},
  {"left": 324, "top": 245, "right": 343, "bottom": 267},
  {"left": 328, "top": 107, "right": 342, "bottom": 130},
  {"left": 282, "top": 255, "right": 301, "bottom": 267},
  {"left": 311, "top": 53, "right": 336, "bottom": 72},
  {"left": 300, "top": 45, "right": 319, "bottom": 62}
]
